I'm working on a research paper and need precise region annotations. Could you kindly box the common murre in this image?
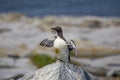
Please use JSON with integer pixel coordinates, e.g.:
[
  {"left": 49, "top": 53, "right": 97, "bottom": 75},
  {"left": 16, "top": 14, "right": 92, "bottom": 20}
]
[{"left": 40, "top": 26, "right": 78, "bottom": 63}]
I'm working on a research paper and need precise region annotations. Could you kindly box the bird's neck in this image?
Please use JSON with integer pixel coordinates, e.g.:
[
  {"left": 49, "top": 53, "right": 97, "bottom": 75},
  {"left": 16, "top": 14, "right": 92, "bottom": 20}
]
[
  {"left": 57, "top": 31, "right": 63, "bottom": 38},
  {"left": 57, "top": 31, "right": 66, "bottom": 41}
]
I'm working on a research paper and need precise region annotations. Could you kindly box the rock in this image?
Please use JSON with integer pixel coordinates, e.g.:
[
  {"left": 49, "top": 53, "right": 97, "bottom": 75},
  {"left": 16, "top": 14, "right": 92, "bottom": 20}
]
[
  {"left": 0, "top": 57, "right": 15, "bottom": 68},
  {"left": 0, "top": 57, "right": 37, "bottom": 68},
  {"left": 0, "top": 13, "right": 120, "bottom": 57},
  {"left": 0, "top": 68, "right": 35, "bottom": 80},
  {"left": 107, "top": 68, "right": 120, "bottom": 77},
  {"left": 0, "top": 28, "right": 11, "bottom": 33},
  {"left": 0, "top": 57, "right": 36, "bottom": 80},
  {"left": 19, "top": 61, "right": 99, "bottom": 80},
  {"left": 72, "top": 55, "right": 120, "bottom": 76}
]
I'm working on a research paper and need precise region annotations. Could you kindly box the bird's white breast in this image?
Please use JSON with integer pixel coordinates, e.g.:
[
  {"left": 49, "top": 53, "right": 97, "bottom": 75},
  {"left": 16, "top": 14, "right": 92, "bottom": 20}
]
[
  {"left": 54, "top": 36, "right": 66, "bottom": 48},
  {"left": 53, "top": 36, "right": 69, "bottom": 62}
]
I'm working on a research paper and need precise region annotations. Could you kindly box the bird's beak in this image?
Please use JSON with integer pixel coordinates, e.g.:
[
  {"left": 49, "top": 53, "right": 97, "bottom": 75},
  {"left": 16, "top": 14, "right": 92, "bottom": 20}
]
[{"left": 51, "top": 27, "right": 56, "bottom": 31}]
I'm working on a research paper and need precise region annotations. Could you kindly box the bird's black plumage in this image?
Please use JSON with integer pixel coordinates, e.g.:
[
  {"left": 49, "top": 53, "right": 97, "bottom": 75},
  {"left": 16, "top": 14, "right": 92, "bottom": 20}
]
[
  {"left": 40, "top": 26, "right": 78, "bottom": 62},
  {"left": 51, "top": 26, "right": 66, "bottom": 41},
  {"left": 40, "top": 36, "right": 57, "bottom": 47}
]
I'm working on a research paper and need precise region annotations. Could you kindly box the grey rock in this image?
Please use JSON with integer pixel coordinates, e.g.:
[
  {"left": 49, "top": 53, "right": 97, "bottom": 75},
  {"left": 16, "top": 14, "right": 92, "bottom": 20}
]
[
  {"left": 72, "top": 55, "right": 120, "bottom": 76},
  {"left": 107, "top": 68, "right": 120, "bottom": 77},
  {"left": 19, "top": 61, "right": 99, "bottom": 80},
  {"left": 0, "top": 57, "right": 37, "bottom": 68},
  {"left": 18, "top": 72, "right": 35, "bottom": 80},
  {"left": 59, "top": 62, "right": 98, "bottom": 80},
  {"left": 0, "top": 57, "right": 36, "bottom": 80},
  {"left": 0, "top": 68, "right": 35, "bottom": 80}
]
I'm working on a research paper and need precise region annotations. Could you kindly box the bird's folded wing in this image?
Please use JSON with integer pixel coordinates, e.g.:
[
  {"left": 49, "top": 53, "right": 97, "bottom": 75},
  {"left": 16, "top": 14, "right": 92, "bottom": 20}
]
[
  {"left": 40, "top": 36, "right": 57, "bottom": 47},
  {"left": 67, "top": 40, "right": 78, "bottom": 56}
]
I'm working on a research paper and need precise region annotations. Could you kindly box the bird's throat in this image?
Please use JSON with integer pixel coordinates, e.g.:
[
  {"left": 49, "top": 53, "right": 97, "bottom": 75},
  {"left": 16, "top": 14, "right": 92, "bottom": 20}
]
[{"left": 57, "top": 32, "right": 66, "bottom": 42}]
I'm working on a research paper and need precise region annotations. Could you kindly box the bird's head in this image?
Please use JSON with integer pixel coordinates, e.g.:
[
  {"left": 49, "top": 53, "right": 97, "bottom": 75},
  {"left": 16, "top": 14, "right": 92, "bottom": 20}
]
[{"left": 51, "top": 26, "right": 62, "bottom": 33}]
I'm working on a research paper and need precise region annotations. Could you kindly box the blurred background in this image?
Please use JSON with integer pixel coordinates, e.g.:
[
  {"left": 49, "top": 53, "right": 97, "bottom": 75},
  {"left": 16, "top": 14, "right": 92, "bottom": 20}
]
[{"left": 0, "top": 0, "right": 120, "bottom": 80}]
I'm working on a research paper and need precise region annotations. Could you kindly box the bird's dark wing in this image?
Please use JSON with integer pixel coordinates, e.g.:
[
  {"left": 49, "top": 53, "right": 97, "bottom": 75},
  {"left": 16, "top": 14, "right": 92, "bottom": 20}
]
[
  {"left": 40, "top": 36, "right": 57, "bottom": 47},
  {"left": 67, "top": 40, "right": 78, "bottom": 56}
]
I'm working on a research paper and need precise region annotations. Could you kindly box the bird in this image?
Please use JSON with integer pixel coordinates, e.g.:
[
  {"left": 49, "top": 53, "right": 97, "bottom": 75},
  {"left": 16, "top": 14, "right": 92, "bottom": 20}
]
[{"left": 40, "top": 26, "right": 78, "bottom": 63}]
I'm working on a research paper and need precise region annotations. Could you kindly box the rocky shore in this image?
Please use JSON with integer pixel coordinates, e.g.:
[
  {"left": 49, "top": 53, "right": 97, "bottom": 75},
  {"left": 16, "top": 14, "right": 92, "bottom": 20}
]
[{"left": 0, "top": 13, "right": 120, "bottom": 80}]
